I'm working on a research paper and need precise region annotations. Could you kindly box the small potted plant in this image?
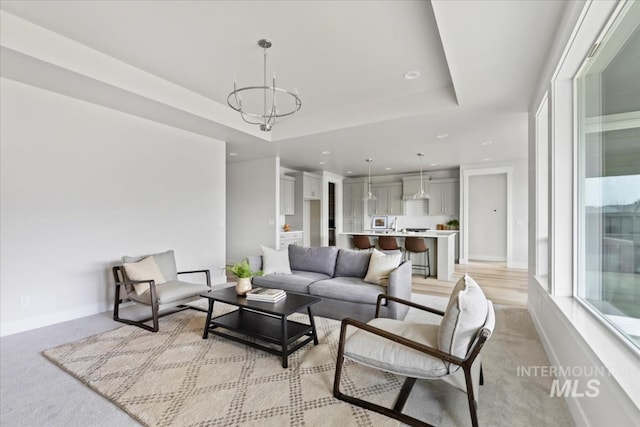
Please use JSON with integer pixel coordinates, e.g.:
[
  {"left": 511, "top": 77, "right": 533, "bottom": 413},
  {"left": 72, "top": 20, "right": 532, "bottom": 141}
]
[
  {"left": 446, "top": 219, "right": 459, "bottom": 230},
  {"left": 227, "top": 260, "right": 262, "bottom": 295}
]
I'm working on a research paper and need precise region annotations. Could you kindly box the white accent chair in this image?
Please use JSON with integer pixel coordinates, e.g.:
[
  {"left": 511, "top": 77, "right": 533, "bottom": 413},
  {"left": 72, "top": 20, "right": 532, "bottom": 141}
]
[{"left": 333, "top": 274, "right": 495, "bottom": 427}]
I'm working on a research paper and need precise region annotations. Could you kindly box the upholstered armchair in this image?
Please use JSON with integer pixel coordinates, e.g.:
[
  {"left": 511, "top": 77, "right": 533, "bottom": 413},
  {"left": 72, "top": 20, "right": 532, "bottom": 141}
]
[
  {"left": 112, "top": 249, "right": 211, "bottom": 332},
  {"left": 334, "top": 274, "right": 495, "bottom": 426}
]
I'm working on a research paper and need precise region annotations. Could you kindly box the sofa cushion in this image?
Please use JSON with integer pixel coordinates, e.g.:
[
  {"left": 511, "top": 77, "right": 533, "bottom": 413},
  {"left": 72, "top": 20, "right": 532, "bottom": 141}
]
[
  {"left": 261, "top": 245, "right": 292, "bottom": 275},
  {"left": 309, "top": 277, "right": 384, "bottom": 304},
  {"left": 252, "top": 270, "right": 331, "bottom": 294},
  {"left": 334, "top": 249, "right": 371, "bottom": 278},
  {"left": 288, "top": 245, "right": 339, "bottom": 277},
  {"left": 363, "top": 249, "right": 402, "bottom": 286},
  {"left": 122, "top": 249, "right": 178, "bottom": 281}
]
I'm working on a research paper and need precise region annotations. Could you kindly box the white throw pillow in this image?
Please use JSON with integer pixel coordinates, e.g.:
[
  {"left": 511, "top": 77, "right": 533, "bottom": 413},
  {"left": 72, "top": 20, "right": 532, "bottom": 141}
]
[
  {"left": 363, "top": 249, "right": 402, "bottom": 286},
  {"left": 261, "top": 245, "right": 292, "bottom": 275},
  {"left": 123, "top": 256, "right": 166, "bottom": 295}
]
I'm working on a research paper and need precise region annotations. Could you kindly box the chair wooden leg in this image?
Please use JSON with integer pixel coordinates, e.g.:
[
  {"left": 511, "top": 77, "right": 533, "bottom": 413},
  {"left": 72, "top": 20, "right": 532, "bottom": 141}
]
[
  {"left": 464, "top": 366, "right": 480, "bottom": 427},
  {"left": 393, "top": 377, "right": 417, "bottom": 411}
]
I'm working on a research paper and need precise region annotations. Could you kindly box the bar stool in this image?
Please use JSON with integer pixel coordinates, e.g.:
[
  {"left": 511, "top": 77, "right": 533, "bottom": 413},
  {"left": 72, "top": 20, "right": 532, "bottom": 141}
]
[
  {"left": 404, "top": 237, "right": 431, "bottom": 278},
  {"left": 378, "top": 235, "right": 402, "bottom": 256},
  {"left": 352, "top": 235, "right": 375, "bottom": 251}
]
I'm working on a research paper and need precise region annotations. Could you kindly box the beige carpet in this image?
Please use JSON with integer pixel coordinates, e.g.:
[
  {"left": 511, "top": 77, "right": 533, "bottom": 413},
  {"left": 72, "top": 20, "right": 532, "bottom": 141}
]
[{"left": 43, "top": 299, "right": 574, "bottom": 427}]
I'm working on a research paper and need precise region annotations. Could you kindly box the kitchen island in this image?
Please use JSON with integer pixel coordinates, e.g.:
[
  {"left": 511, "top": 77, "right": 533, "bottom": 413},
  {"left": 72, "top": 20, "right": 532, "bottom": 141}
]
[{"left": 339, "top": 230, "right": 457, "bottom": 281}]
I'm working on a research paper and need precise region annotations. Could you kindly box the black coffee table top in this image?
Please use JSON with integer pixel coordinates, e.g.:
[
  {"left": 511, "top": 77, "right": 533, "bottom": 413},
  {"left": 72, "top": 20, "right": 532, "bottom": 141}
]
[{"left": 201, "top": 286, "right": 320, "bottom": 316}]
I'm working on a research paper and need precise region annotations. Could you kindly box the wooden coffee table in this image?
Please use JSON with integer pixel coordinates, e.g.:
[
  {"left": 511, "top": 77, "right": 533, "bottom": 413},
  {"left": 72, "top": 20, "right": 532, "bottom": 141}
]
[{"left": 200, "top": 286, "right": 321, "bottom": 368}]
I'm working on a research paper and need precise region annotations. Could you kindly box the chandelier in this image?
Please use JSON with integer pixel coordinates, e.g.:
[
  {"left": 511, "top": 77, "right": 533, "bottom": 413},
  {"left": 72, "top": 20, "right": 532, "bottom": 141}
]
[
  {"left": 413, "top": 153, "right": 430, "bottom": 199},
  {"left": 227, "top": 39, "right": 302, "bottom": 132},
  {"left": 363, "top": 158, "right": 377, "bottom": 201}
]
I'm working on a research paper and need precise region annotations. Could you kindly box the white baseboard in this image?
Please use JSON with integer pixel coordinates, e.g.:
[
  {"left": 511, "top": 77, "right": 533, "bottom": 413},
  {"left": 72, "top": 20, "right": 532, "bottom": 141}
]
[
  {"left": 468, "top": 255, "right": 507, "bottom": 262},
  {"left": 508, "top": 261, "right": 528, "bottom": 269},
  {"left": 1, "top": 302, "right": 110, "bottom": 337}
]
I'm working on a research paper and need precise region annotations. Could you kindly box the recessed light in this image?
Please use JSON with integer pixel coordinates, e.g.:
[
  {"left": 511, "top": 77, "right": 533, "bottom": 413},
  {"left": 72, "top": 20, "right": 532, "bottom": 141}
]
[
  {"left": 318, "top": 161, "right": 326, "bottom": 165},
  {"left": 430, "top": 163, "right": 439, "bottom": 166},
  {"left": 346, "top": 171, "right": 353, "bottom": 174},
  {"left": 437, "top": 133, "right": 449, "bottom": 139},
  {"left": 483, "top": 157, "right": 492, "bottom": 161},
  {"left": 384, "top": 167, "right": 392, "bottom": 171},
  {"left": 404, "top": 70, "right": 420, "bottom": 80},
  {"left": 229, "top": 152, "right": 238, "bottom": 156},
  {"left": 481, "top": 141, "right": 493, "bottom": 146},
  {"left": 321, "top": 150, "right": 331, "bottom": 155}
]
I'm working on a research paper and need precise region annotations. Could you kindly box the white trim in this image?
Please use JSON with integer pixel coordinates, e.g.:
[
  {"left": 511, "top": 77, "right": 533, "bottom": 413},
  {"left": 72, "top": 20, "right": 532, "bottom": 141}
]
[
  {"left": 528, "top": 280, "right": 639, "bottom": 426},
  {"left": 0, "top": 302, "right": 110, "bottom": 337},
  {"left": 461, "top": 166, "right": 514, "bottom": 268}
]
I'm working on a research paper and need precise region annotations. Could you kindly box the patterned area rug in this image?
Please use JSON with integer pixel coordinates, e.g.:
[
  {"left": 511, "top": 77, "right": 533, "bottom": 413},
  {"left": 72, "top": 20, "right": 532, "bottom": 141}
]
[
  {"left": 43, "top": 298, "right": 574, "bottom": 426},
  {"left": 43, "top": 304, "right": 400, "bottom": 427}
]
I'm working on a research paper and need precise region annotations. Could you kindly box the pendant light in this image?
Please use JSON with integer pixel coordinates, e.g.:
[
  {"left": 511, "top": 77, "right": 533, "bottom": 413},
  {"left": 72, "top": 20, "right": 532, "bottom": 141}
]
[
  {"left": 363, "top": 158, "right": 377, "bottom": 201},
  {"left": 413, "top": 153, "right": 430, "bottom": 199}
]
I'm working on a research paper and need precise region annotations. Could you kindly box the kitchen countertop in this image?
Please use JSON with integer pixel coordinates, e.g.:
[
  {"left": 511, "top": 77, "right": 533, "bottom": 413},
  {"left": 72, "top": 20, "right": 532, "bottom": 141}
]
[{"left": 342, "top": 230, "right": 458, "bottom": 238}]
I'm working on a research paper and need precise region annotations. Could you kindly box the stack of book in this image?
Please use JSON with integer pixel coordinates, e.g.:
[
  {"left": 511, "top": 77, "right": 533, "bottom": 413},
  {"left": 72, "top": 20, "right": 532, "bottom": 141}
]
[{"left": 245, "top": 287, "right": 286, "bottom": 302}]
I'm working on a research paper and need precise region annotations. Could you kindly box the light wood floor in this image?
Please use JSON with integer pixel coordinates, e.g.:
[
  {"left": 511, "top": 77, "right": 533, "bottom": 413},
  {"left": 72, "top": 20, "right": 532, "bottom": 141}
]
[{"left": 412, "top": 261, "right": 528, "bottom": 307}]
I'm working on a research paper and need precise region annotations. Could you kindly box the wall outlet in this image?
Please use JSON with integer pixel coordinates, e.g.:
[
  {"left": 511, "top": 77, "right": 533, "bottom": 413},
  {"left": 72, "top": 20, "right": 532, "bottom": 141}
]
[{"left": 20, "top": 295, "right": 31, "bottom": 308}]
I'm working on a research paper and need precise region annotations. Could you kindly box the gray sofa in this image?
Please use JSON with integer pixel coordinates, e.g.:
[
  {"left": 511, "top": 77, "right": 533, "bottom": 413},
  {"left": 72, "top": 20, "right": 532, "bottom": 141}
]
[{"left": 246, "top": 245, "right": 412, "bottom": 322}]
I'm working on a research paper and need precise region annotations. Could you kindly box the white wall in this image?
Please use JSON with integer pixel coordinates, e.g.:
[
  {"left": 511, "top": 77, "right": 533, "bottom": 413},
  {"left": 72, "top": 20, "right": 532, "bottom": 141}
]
[
  {"left": 528, "top": 1, "right": 639, "bottom": 424},
  {"left": 0, "top": 78, "right": 227, "bottom": 336},
  {"left": 226, "top": 157, "right": 279, "bottom": 263}
]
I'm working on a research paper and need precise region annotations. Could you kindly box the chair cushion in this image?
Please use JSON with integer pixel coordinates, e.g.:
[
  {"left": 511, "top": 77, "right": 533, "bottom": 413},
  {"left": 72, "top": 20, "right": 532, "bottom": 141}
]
[
  {"left": 309, "top": 277, "right": 384, "bottom": 304},
  {"left": 123, "top": 256, "right": 166, "bottom": 296},
  {"left": 288, "top": 245, "right": 339, "bottom": 277},
  {"left": 261, "top": 245, "right": 292, "bottom": 275},
  {"left": 334, "top": 249, "right": 371, "bottom": 278},
  {"left": 363, "top": 249, "right": 402, "bottom": 286},
  {"left": 128, "top": 280, "right": 210, "bottom": 305},
  {"left": 344, "top": 318, "right": 447, "bottom": 378},
  {"left": 438, "top": 274, "right": 488, "bottom": 360},
  {"left": 122, "top": 249, "right": 178, "bottom": 281}
]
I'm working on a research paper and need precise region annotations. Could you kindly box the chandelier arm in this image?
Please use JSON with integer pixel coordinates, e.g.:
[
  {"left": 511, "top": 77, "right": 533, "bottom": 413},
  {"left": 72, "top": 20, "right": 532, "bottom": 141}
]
[
  {"left": 228, "top": 39, "right": 301, "bottom": 131},
  {"left": 227, "top": 87, "right": 301, "bottom": 118}
]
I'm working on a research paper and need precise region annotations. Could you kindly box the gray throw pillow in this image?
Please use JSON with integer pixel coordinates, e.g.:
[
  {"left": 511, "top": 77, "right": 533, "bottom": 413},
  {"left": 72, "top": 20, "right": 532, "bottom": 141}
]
[
  {"left": 334, "top": 249, "right": 371, "bottom": 278},
  {"left": 288, "top": 245, "right": 339, "bottom": 277}
]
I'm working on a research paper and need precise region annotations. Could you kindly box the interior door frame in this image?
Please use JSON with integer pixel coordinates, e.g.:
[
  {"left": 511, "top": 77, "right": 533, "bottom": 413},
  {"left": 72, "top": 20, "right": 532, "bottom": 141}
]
[{"left": 461, "top": 166, "right": 514, "bottom": 267}]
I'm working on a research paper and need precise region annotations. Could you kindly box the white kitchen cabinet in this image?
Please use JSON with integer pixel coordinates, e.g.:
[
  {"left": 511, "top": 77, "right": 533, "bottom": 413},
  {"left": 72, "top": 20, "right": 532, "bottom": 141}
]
[
  {"left": 279, "top": 231, "right": 303, "bottom": 250},
  {"left": 343, "top": 181, "right": 364, "bottom": 217},
  {"left": 280, "top": 175, "right": 295, "bottom": 215},
  {"left": 343, "top": 217, "right": 364, "bottom": 233},
  {"left": 402, "top": 176, "right": 431, "bottom": 200},
  {"left": 368, "top": 183, "right": 403, "bottom": 215},
  {"left": 428, "top": 180, "right": 459, "bottom": 216},
  {"left": 303, "top": 174, "right": 322, "bottom": 199}
]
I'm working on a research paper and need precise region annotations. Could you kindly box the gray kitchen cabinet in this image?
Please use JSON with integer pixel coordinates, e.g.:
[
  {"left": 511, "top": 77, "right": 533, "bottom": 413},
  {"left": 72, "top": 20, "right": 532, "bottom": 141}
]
[{"left": 428, "top": 180, "right": 459, "bottom": 216}]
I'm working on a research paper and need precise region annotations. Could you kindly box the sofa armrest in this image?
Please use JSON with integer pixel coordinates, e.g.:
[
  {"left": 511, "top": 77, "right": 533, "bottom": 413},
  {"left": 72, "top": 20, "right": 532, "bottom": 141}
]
[
  {"left": 246, "top": 255, "right": 263, "bottom": 273},
  {"left": 385, "top": 260, "right": 412, "bottom": 319}
]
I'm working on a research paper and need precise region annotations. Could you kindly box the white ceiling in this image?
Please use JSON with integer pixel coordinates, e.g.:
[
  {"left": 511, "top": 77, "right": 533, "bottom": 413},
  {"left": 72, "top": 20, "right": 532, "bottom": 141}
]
[{"left": 0, "top": 0, "right": 569, "bottom": 177}]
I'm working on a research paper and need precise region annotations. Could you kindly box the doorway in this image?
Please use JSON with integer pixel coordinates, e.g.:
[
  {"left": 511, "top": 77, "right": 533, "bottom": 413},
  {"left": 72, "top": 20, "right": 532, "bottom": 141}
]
[
  {"left": 328, "top": 182, "right": 336, "bottom": 246},
  {"left": 461, "top": 166, "right": 513, "bottom": 267},
  {"left": 468, "top": 173, "right": 507, "bottom": 261}
]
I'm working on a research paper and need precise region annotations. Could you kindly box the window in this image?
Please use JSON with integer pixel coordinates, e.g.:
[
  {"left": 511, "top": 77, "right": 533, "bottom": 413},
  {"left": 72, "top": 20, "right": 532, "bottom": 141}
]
[{"left": 575, "top": 1, "right": 640, "bottom": 349}]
